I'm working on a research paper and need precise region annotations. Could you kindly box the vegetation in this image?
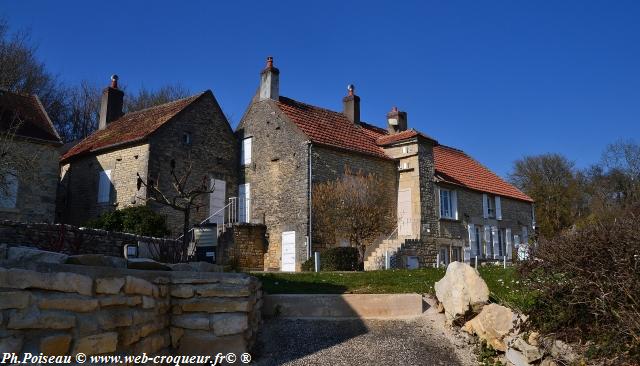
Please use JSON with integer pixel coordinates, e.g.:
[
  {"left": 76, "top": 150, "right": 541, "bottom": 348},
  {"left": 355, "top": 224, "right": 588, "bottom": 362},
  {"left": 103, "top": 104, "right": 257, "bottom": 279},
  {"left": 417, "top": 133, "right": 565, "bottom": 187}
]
[
  {"left": 301, "top": 247, "right": 360, "bottom": 271},
  {"left": 312, "top": 166, "right": 396, "bottom": 264},
  {"left": 86, "top": 205, "right": 169, "bottom": 237}
]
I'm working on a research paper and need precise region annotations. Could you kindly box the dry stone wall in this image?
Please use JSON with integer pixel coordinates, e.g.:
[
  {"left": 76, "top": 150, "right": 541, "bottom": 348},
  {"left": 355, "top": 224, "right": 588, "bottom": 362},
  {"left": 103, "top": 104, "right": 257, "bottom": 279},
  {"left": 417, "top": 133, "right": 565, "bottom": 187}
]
[{"left": 0, "top": 261, "right": 262, "bottom": 357}]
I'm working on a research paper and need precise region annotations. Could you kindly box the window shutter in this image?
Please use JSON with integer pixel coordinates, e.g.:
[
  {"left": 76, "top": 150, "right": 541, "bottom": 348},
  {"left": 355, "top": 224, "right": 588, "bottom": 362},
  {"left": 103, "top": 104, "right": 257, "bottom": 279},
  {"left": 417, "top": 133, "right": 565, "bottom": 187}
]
[
  {"left": 483, "top": 226, "right": 491, "bottom": 258},
  {"left": 482, "top": 194, "right": 488, "bottom": 218},
  {"left": 451, "top": 190, "right": 458, "bottom": 220},
  {"left": 0, "top": 171, "right": 18, "bottom": 208},
  {"left": 495, "top": 196, "right": 502, "bottom": 220},
  {"left": 505, "top": 228, "right": 512, "bottom": 260},
  {"left": 492, "top": 226, "right": 499, "bottom": 259},
  {"left": 97, "top": 170, "right": 112, "bottom": 203},
  {"left": 436, "top": 186, "right": 442, "bottom": 218},
  {"left": 238, "top": 183, "right": 251, "bottom": 223},
  {"left": 522, "top": 226, "right": 528, "bottom": 245},
  {"left": 468, "top": 224, "right": 476, "bottom": 257},
  {"left": 242, "top": 138, "right": 252, "bottom": 165}
]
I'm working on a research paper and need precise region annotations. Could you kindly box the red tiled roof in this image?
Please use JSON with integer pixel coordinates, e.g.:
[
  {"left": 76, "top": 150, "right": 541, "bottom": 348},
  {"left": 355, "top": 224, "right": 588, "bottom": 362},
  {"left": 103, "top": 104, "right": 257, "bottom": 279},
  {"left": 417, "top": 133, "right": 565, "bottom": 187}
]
[
  {"left": 434, "top": 145, "right": 533, "bottom": 202},
  {"left": 376, "top": 129, "right": 436, "bottom": 146},
  {"left": 0, "top": 90, "right": 61, "bottom": 144},
  {"left": 276, "top": 96, "right": 391, "bottom": 159},
  {"left": 61, "top": 92, "right": 205, "bottom": 162}
]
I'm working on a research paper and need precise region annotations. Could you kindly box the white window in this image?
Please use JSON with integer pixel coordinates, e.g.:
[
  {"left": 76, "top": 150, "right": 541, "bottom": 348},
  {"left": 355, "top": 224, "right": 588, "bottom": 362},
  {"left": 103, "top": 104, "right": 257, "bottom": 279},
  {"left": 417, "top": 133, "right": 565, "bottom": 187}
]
[
  {"left": 241, "top": 138, "right": 252, "bottom": 166},
  {"left": 483, "top": 194, "right": 495, "bottom": 218},
  {"left": 402, "top": 146, "right": 411, "bottom": 154},
  {"left": 439, "top": 188, "right": 457, "bottom": 219},
  {"left": 97, "top": 170, "right": 112, "bottom": 203},
  {"left": 399, "top": 161, "right": 410, "bottom": 170},
  {"left": 0, "top": 171, "right": 18, "bottom": 209},
  {"left": 238, "top": 183, "right": 251, "bottom": 223}
]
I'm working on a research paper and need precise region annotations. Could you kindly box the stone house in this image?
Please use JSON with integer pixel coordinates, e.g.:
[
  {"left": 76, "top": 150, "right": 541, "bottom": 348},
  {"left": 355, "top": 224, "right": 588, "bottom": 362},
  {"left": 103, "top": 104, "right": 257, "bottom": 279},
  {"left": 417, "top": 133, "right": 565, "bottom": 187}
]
[
  {"left": 236, "top": 57, "right": 534, "bottom": 271},
  {"left": 59, "top": 76, "right": 238, "bottom": 236},
  {"left": 0, "top": 90, "right": 62, "bottom": 223}
]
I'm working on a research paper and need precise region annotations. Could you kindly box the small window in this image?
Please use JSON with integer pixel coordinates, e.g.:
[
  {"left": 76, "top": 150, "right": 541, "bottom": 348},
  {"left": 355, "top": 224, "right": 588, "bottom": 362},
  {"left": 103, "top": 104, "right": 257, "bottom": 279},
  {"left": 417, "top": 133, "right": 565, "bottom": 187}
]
[
  {"left": 0, "top": 171, "right": 18, "bottom": 208},
  {"left": 182, "top": 132, "right": 192, "bottom": 146},
  {"left": 402, "top": 146, "right": 410, "bottom": 154},
  {"left": 486, "top": 195, "right": 495, "bottom": 218},
  {"left": 399, "top": 162, "right": 410, "bottom": 170},
  {"left": 241, "top": 138, "right": 252, "bottom": 166},
  {"left": 440, "top": 188, "right": 457, "bottom": 219},
  {"left": 97, "top": 170, "right": 112, "bottom": 203}
]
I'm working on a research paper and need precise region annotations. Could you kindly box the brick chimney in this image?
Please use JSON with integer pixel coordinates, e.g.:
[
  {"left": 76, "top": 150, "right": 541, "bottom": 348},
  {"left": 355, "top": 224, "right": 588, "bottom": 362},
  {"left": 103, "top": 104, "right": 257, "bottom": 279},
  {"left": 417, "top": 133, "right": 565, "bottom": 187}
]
[
  {"left": 98, "top": 75, "right": 124, "bottom": 130},
  {"left": 386, "top": 106, "right": 407, "bottom": 134},
  {"left": 259, "top": 56, "right": 280, "bottom": 101},
  {"left": 343, "top": 84, "right": 360, "bottom": 125}
]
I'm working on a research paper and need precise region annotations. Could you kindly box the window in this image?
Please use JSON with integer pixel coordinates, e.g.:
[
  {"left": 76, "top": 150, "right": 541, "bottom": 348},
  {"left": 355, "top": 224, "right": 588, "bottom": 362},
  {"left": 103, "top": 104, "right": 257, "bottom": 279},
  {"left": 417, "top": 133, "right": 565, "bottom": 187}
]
[
  {"left": 402, "top": 146, "right": 411, "bottom": 154},
  {"left": 0, "top": 171, "right": 18, "bottom": 209},
  {"left": 97, "top": 170, "right": 112, "bottom": 203},
  {"left": 241, "top": 138, "right": 252, "bottom": 166},
  {"left": 238, "top": 183, "right": 251, "bottom": 223},
  {"left": 487, "top": 195, "right": 495, "bottom": 217},
  {"left": 439, "top": 188, "right": 457, "bottom": 219},
  {"left": 399, "top": 162, "right": 410, "bottom": 170},
  {"left": 182, "top": 132, "right": 192, "bottom": 146}
]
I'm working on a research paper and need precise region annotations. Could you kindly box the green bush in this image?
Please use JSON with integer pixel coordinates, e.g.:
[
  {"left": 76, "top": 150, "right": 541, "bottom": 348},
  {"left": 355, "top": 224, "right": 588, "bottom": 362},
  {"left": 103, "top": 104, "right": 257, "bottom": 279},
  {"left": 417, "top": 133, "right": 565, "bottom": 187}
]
[
  {"left": 86, "top": 205, "right": 170, "bottom": 238},
  {"left": 301, "top": 247, "right": 360, "bottom": 271}
]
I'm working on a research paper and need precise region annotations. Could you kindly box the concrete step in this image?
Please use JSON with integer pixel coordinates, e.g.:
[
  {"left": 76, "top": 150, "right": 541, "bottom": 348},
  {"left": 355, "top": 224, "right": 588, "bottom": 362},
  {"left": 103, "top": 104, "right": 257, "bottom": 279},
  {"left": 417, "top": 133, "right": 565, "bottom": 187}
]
[{"left": 262, "top": 294, "right": 425, "bottom": 319}]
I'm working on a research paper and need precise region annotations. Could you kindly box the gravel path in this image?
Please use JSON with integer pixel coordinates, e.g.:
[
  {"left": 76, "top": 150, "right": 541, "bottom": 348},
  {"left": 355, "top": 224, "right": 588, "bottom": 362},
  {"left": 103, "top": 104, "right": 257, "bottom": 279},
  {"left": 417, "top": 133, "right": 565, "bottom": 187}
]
[{"left": 252, "top": 298, "right": 477, "bottom": 366}]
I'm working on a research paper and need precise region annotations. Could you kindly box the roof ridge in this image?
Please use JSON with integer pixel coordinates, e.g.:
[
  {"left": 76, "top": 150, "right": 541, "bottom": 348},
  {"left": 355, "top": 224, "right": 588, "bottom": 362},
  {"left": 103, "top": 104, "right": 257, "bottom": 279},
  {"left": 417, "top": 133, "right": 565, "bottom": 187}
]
[{"left": 119, "top": 91, "right": 205, "bottom": 118}]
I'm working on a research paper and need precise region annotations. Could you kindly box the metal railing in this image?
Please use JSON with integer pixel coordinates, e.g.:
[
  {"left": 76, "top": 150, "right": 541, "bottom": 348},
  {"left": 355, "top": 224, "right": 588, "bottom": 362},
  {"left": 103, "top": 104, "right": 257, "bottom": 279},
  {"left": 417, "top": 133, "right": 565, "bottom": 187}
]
[{"left": 176, "top": 196, "right": 239, "bottom": 243}]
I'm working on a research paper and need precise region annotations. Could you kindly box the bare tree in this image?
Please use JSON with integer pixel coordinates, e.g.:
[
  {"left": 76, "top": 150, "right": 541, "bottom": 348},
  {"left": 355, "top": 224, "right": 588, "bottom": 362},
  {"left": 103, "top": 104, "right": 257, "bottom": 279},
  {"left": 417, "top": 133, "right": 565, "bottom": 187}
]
[
  {"left": 125, "top": 84, "right": 191, "bottom": 113},
  {"left": 0, "top": 112, "right": 39, "bottom": 196},
  {"left": 63, "top": 81, "right": 100, "bottom": 141},
  {"left": 312, "top": 166, "right": 396, "bottom": 265},
  {"left": 136, "top": 157, "right": 214, "bottom": 261}
]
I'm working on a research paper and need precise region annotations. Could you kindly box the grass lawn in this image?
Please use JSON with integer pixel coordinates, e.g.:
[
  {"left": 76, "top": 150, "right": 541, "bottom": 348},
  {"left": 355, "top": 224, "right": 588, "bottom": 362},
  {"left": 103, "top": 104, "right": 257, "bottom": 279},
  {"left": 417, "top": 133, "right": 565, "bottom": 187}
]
[{"left": 252, "top": 266, "right": 536, "bottom": 313}]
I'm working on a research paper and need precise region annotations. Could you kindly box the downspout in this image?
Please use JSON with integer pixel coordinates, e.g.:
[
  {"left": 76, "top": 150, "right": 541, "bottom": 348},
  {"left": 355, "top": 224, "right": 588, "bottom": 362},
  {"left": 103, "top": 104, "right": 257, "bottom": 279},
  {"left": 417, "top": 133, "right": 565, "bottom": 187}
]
[{"left": 307, "top": 141, "right": 313, "bottom": 260}]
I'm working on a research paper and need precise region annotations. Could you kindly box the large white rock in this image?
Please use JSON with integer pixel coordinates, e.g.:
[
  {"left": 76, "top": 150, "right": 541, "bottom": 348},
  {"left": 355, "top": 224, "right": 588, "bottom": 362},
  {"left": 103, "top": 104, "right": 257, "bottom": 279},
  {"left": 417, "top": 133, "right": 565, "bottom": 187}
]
[
  {"left": 8, "top": 246, "right": 68, "bottom": 264},
  {"left": 462, "top": 303, "right": 515, "bottom": 352},
  {"left": 434, "top": 261, "right": 489, "bottom": 323}
]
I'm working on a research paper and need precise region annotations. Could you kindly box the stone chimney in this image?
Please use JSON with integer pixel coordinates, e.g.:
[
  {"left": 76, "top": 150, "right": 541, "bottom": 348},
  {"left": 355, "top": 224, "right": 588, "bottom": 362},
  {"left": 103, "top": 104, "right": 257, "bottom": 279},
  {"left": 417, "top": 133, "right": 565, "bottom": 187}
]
[
  {"left": 343, "top": 84, "right": 360, "bottom": 125},
  {"left": 386, "top": 106, "right": 407, "bottom": 134},
  {"left": 259, "top": 56, "right": 280, "bottom": 101},
  {"left": 98, "top": 75, "right": 124, "bottom": 130}
]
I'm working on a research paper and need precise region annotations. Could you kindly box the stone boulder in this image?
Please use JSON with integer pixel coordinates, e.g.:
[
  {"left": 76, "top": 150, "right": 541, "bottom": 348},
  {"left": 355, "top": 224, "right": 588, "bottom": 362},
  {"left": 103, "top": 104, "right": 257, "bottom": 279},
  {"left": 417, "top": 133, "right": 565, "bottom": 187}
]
[
  {"left": 434, "top": 261, "right": 489, "bottom": 323},
  {"left": 127, "top": 258, "right": 171, "bottom": 271},
  {"left": 462, "top": 303, "right": 515, "bottom": 352},
  {"left": 7, "top": 246, "right": 68, "bottom": 264},
  {"left": 66, "top": 254, "right": 127, "bottom": 268},
  {"left": 169, "top": 262, "right": 224, "bottom": 272},
  {"left": 509, "top": 337, "right": 543, "bottom": 363}
]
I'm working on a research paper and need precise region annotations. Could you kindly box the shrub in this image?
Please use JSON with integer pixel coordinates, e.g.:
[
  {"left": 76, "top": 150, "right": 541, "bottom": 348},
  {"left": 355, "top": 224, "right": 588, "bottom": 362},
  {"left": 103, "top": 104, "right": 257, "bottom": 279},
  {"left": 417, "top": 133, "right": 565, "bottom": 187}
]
[
  {"left": 301, "top": 247, "right": 360, "bottom": 271},
  {"left": 518, "top": 204, "right": 640, "bottom": 362},
  {"left": 86, "top": 205, "right": 170, "bottom": 238}
]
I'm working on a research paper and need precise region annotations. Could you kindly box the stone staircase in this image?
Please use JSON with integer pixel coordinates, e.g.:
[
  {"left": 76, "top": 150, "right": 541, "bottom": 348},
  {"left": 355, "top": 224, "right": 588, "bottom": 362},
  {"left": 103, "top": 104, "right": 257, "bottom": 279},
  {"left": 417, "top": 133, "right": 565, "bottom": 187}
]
[{"left": 364, "top": 238, "right": 404, "bottom": 271}]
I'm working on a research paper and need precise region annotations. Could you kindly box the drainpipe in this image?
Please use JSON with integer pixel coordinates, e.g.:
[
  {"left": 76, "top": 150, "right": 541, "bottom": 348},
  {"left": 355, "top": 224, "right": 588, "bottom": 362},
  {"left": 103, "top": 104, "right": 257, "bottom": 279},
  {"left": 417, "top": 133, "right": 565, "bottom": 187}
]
[{"left": 307, "top": 141, "right": 313, "bottom": 260}]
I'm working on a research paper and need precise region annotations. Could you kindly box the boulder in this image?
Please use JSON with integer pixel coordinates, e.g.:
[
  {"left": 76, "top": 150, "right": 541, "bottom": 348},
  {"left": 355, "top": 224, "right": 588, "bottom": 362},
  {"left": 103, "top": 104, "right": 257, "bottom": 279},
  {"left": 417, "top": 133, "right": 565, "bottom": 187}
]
[
  {"left": 510, "top": 337, "right": 543, "bottom": 363},
  {"left": 127, "top": 258, "right": 171, "bottom": 271},
  {"left": 66, "top": 254, "right": 127, "bottom": 268},
  {"left": 506, "top": 347, "right": 531, "bottom": 366},
  {"left": 527, "top": 331, "right": 540, "bottom": 346},
  {"left": 169, "top": 262, "right": 224, "bottom": 272},
  {"left": 434, "top": 261, "right": 489, "bottom": 323},
  {"left": 7, "top": 246, "right": 68, "bottom": 264},
  {"left": 462, "top": 303, "right": 515, "bottom": 352}
]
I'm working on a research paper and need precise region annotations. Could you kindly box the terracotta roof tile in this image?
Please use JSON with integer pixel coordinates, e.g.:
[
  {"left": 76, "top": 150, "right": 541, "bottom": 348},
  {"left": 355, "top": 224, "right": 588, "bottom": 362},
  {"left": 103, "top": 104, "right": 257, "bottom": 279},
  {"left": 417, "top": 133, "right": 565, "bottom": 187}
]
[
  {"left": 276, "top": 96, "right": 391, "bottom": 159},
  {"left": 434, "top": 145, "right": 533, "bottom": 202},
  {"left": 376, "top": 129, "right": 436, "bottom": 146},
  {"left": 0, "top": 90, "right": 61, "bottom": 144},
  {"left": 61, "top": 92, "right": 205, "bottom": 162}
]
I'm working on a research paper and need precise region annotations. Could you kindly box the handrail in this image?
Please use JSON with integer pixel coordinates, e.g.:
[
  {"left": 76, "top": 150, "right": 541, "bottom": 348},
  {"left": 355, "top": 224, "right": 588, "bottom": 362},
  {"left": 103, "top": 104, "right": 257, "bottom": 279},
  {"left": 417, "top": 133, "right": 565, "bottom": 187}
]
[{"left": 175, "top": 197, "right": 237, "bottom": 241}]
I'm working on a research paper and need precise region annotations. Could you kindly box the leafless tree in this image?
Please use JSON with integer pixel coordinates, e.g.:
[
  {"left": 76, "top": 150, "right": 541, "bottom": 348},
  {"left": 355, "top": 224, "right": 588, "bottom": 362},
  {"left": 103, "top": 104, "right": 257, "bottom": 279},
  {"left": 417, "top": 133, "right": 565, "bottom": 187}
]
[
  {"left": 0, "top": 112, "right": 39, "bottom": 196},
  {"left": 125, "top": 84, "right": 191, "bottom": 113},
  {"left": 312, "top": 166, "right": 396, "bottom": 265},
  {"left": 136, "top": 157, "right": 215, "bottom": 261}
]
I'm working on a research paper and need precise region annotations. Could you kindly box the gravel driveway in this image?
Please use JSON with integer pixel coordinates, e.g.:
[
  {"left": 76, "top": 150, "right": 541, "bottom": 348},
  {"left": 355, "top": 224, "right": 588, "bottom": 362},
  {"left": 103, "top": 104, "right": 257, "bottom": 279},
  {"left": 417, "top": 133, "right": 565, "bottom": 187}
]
[{"left": 252, "top": 303, "right": 477, "bottom": 366}]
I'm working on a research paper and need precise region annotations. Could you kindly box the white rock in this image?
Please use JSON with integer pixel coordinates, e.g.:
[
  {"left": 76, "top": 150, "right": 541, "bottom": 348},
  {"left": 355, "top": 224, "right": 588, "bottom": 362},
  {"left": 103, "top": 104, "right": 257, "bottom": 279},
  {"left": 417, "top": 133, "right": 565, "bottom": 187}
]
[
  {"left": 8, "top": 247, "right": 68, "bottom": 264},
  {"left": 506, "top": 347, "right": 531, "bottom": 366},
  {"left": 434, "top": 261, "right": 489, "bottom": 323},
  {"left": 511, "top": 337, "right": 543, "bottom": 363},
  {"left": 462, "top": 303, "right": 514, "bottom": 352}
]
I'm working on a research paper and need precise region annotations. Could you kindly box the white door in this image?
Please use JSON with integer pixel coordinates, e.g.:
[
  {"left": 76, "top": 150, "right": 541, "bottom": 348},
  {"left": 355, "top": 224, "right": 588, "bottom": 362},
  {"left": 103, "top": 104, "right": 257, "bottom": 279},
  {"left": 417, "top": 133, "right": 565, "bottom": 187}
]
[
  {"left": 238, "top": 183, "right": 250, "bottom": 223},
  {"left": 398, "top": 189, "right": 413, "bottom": 236},
  {"left": 281, "top": 231, "right": 296, "bottom": 272},
  {"left": 209, "top": 179, "right": 226, "bottom": 229}
]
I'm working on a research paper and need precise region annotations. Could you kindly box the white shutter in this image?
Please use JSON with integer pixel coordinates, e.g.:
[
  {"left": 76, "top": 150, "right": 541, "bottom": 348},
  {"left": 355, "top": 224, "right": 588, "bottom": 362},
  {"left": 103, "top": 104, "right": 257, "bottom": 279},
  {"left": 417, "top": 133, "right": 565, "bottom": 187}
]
[
  {"left": 238, "top": 183, "right": 251, "bottom": 223},
  {"left": 522, "top": 226, "right": 528, "bottom": 245},
  {"left": 483, "top": 226, "right": 491, "bottom": 258},
  {"left": 495, "top": 196, "right": 502, "bottom": 220},
  {"left": 97, "top": 170, "right": 112, "bottom": 203},
  {"left": 505, "top": 228, "right": 512, "bottom": 260},
  {"left": 451, "top": 190, "right": 458, "bottom": 220},
  {"left": 436, "top": 186, "right": 441, "bottom": 218},
  {"left": 242, "top": 138, "right": 252, "bottom": 165},
  {"left": 492, "top": 226, "right": 499, "bottom": 259},
  {"left": 468, "top": 224, "right": 476, "bottom": 257},
  {"left": 482, "top": 193, "right": 488, "bottom": 218},
  {"left": 0, "top": 171, "right": 18, "bottom": 208}
]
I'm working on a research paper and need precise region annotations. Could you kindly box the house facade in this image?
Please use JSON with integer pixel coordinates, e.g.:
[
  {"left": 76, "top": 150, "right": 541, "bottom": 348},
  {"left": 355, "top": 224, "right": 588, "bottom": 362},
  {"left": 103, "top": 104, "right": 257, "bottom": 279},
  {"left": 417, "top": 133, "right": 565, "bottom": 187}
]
[
  {"left": 0, "top": 90, "right": 62, "bottom": 223},
  {"left": 58, "top": 76, "right": 238, "bottom": 235},
  {"left": 237, "top": 58, "right": 534, "bottom": 271}
]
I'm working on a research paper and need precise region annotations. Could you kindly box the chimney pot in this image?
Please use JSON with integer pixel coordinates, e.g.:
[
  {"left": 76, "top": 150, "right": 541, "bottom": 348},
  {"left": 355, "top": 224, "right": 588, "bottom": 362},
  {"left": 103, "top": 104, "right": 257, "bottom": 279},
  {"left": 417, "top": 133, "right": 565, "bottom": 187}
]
[
  {"left": 99, "top": 74, "right": 124, "bottom": 130},
  {"left": 386, "top": 106, "right": 407, "bottom": 134},
  {"left": 110, "top": 74, "right": 119, "bottom": 89},
  {"left": 343, "top": 84, "right": 360, "bottom": 125},
  {"left": 259, "top": 56, "right": 280, "bottom": 101}
]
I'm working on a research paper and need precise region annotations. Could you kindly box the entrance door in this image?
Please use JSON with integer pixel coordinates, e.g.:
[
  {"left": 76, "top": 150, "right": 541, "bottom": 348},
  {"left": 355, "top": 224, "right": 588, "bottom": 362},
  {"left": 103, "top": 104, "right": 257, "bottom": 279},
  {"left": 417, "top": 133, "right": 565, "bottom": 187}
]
[
  {"left": 209, "top": 179, "right": 226, "bottom": 229},
  {"left": 398, "top": 189, "right": 413, "bottom": 237},
  {"left": 281, "top": 231, "right": 296, "bottom": 272}
]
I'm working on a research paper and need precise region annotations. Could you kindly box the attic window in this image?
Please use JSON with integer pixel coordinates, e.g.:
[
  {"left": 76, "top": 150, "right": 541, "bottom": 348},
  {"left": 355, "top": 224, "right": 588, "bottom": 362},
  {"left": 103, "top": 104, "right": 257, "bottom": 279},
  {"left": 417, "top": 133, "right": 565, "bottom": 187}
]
[{"left": 182, "top": 132, "right": 192, "bottom": 146}]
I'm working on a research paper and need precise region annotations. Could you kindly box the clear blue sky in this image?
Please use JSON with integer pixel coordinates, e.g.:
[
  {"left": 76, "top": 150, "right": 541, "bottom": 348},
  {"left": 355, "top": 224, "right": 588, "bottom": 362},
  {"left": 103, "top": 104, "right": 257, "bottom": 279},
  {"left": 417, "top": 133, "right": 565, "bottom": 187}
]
[{"left": 3, "top": 0, "right": 639, "bottom": 178}]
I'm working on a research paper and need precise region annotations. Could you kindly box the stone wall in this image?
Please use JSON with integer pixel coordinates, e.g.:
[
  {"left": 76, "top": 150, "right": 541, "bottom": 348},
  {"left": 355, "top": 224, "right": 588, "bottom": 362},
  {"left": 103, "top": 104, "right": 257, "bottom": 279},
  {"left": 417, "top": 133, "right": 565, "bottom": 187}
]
[
  {"left": 218, "top": 223, "right": 267, "bottom": 271},
  {"left": 0, "top": 261, "right": 262, "bottom": 357},
  {"left": 0, "top": 220, "right": 178, "bottom": 259},
  {"left": 394, "top": 238, "right": 438, "bottom": 268},
  {"left": 0, "top": 139, "right": 59, "bottom": 223}
]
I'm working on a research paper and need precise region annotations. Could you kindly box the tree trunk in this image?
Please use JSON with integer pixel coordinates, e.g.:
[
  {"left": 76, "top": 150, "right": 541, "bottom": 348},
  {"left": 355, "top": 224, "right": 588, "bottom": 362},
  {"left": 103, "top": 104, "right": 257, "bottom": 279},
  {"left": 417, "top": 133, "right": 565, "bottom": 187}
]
[{"left": 182, "top": 207, "right": 191, "bottom": 262}]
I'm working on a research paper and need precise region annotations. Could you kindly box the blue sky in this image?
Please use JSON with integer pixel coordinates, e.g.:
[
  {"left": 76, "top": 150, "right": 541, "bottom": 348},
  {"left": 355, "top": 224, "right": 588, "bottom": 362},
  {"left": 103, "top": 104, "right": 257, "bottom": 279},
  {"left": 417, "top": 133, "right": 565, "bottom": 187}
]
[{"left": 3, "top": 0, "right": 639, "bottom": 178}]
